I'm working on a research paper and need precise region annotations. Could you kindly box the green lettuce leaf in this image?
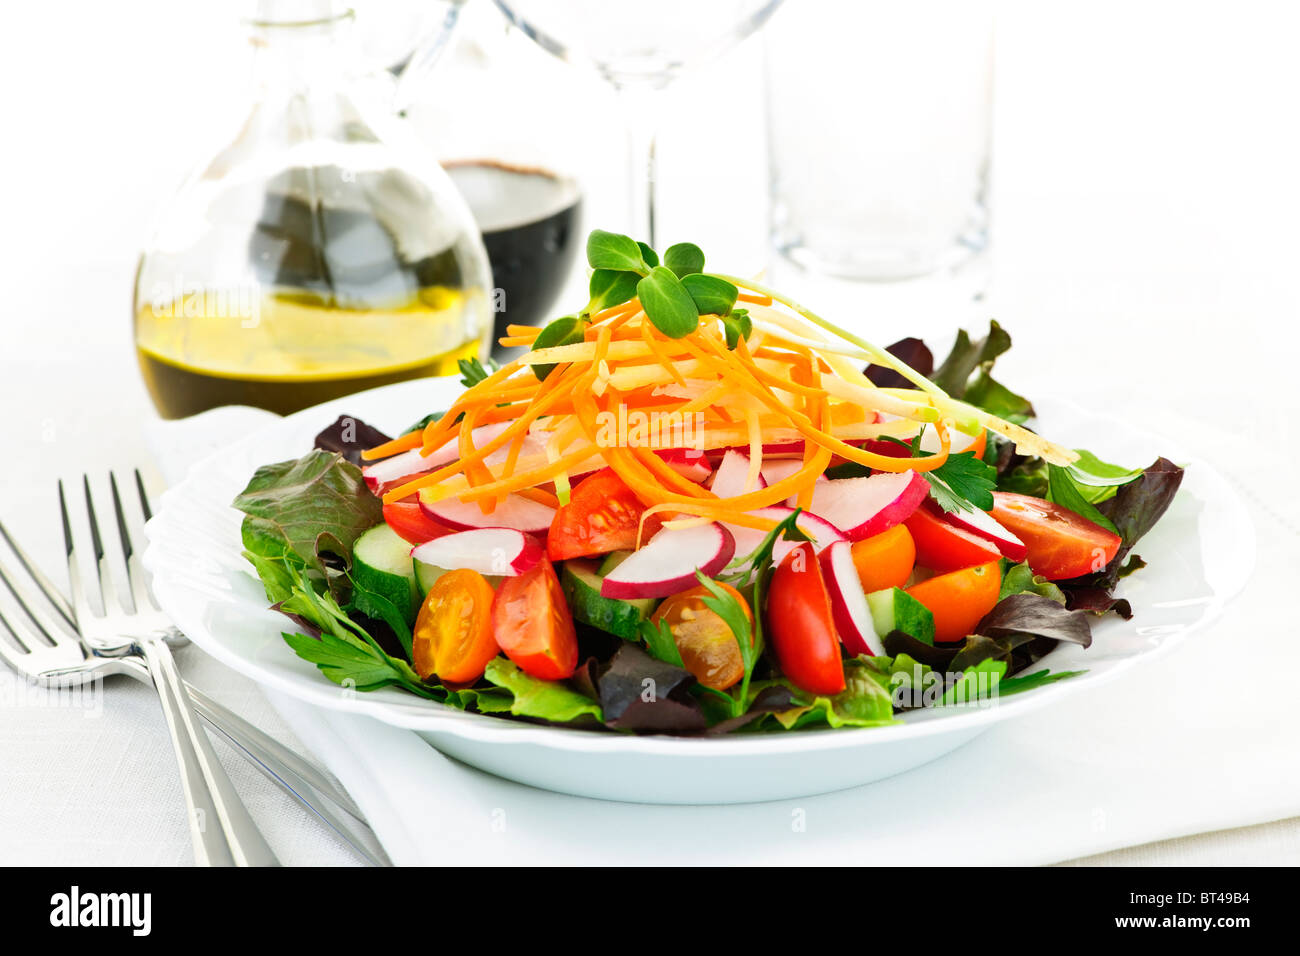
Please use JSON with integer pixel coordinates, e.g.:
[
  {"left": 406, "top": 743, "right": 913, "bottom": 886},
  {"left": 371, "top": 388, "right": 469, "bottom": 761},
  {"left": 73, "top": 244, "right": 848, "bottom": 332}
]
[
  {"left": 233, "top": 450, "right": 382, "bottom": 588},
  {"left": 999, "top": 561, "right": 1067, "bottom": 604},
  {"left": 773, "top": 660, "right": 899, "bottom": 729},
  {"left": 483, "top": 659, "right": 603, "bottom": 724}
]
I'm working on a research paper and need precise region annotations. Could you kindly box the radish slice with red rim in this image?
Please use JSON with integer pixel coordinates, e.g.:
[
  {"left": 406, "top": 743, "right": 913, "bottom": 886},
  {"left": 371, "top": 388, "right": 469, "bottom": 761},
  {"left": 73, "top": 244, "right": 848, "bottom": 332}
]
[
  {"left": 418, "top": 490, "right": 556, "bottom": 536},
  {"left": 818, "top": 540, "right": 883, "bottom": 657},
  {"left": 411, "top": 528, "right": 544, "bottom": 578},
  {"left": 808, "top": 471, "right": 929, "bottom": 541},
  {"left": 600, "top": 523, "right": 735, "bottom": 600},
  {"left": 942, "top": 506, "right": 1028, "bottom": 561},
  {"left": 709, "top": 450, "right": 766, "bottom": 499}
]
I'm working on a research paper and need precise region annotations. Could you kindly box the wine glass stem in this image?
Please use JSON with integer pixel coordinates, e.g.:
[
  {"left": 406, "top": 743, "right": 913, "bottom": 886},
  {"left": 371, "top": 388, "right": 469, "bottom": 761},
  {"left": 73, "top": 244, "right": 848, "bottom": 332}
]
[{"left": 619, "top": 85, "right": 662, "bottom": 247}]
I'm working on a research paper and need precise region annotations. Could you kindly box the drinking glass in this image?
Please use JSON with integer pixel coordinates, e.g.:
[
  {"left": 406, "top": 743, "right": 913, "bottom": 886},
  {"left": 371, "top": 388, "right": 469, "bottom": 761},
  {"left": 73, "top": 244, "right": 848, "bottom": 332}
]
[
  {"left": 492, "top": 0, "right": 785, "bottom": 247},
  {"left": 766, "top": 0, "right": 994, "bottom": 284}
]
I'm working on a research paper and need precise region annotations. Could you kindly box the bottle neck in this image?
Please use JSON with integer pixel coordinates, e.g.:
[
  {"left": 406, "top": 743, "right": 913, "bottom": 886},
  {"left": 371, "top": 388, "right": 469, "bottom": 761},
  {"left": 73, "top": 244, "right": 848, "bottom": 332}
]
[{"left": 246, "top": 2, "right": 355, "bottom": 91}]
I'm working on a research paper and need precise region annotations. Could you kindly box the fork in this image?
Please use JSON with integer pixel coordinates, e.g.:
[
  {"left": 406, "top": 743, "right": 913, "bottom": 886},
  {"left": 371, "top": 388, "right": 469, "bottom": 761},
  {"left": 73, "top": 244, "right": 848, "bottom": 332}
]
[
  {"left": 0, "top": 526, "right": 392, "bottom": 867},
  {"left": 65, "top": 472, "right": 280, "bottom": 866},
  {"left": 0, "top": 485, "right": 391, "bottom": 866},
  {"left": 0, "top": 504, "right": 371, "bottom": 824}
]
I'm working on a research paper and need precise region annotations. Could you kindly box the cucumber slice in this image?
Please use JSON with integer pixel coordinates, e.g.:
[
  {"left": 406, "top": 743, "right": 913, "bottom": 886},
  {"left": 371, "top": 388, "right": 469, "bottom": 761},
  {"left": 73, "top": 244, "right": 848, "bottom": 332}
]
[
  {"left": 561, "top": 559, "right": 656, "bottom": 640},
  {"left": 353, "top": 523, "right": 419, "bottom": 624},
  {"left": 596, "top": 550, "right": 634, "bottom": 577},
  {"left": 414, "top": 560, "right": 503, "bottom": 595},
  {"left": 865, "top": 587, "right": 935, "bottom": 645}
]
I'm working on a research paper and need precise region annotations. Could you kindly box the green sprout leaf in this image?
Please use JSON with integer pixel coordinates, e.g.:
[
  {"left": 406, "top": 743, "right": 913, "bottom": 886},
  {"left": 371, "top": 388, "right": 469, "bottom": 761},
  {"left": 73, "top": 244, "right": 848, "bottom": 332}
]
[
  {"left": 637, "top": 241, "right": 659, "bottom": 269},
  {"left": 721, "top": 308, "right": 752, "bottom": 349},
  {"left": 637, "top": 266, "right": 701, "bottom": 339},
  {"left": 663, "top": 242, "right": 706, "bottom": 277},
  {"left": 585, "top": 269, "right": 641, "bottom": 317},
  {"left": 680, "top": 273, "right": 738, "bottom": 317},
  {"left": 530, "top": 314, "right": 589, "bottom": 380},
  {"left": 586, "top": 229, "right": 650, "bottom": 274}
]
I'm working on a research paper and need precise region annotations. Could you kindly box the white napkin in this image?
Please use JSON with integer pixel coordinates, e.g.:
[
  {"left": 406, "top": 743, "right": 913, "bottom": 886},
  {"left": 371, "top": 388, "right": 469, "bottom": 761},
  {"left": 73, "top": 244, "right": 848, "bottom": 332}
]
[{"left": 154, "top": 405, "right": 1299, "bottom": 865}]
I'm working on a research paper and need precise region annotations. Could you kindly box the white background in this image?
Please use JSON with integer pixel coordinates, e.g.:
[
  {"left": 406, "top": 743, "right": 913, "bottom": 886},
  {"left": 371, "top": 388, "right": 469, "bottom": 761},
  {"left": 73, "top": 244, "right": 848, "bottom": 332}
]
[{"left": 0, "top": 0, "right": 1298, "bottom": 865}]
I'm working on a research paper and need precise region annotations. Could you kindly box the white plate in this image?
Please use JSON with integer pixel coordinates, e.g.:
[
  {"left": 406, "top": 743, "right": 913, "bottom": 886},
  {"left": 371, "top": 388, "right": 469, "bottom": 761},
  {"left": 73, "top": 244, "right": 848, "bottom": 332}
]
[{"left": 143, "top": 378, "right": 1254, "bottom": 804}]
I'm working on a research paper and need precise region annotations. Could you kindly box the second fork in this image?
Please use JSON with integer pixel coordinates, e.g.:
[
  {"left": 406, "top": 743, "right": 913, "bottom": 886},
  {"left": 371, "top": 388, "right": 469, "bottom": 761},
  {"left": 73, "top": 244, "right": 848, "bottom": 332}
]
[{"left": 65, "top": 474, "right": 279, "bottom": 867}]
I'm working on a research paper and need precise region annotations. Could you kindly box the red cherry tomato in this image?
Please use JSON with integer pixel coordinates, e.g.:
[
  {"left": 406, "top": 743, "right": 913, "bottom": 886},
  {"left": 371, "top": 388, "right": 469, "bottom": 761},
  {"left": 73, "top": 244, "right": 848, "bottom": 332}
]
[
  {"left": 989, "top": 492, "right": 1122, "bottom": 580},
  {"left": 491, "top": 558, "right": 579, "bottom": 680},
  {"left": 767, "top": 542, "right": 846, "bottom": 696},
  {"left": 383, "top": 498, "right": 456, "bottom": 546},
  {"left": 903, "top": 501, "right": 1003, "bottom": 572},
  {"left": 547, "top": 468, "right": 659, "bottom": 561}
]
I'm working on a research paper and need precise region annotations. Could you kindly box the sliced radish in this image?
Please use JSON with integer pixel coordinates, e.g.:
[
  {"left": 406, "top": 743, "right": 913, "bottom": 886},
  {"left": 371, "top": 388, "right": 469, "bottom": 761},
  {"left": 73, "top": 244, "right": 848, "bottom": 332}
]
[
  {"left": 418, "top": 489, "right": 556, "bottom": 536},
  {"left": 819, "top": 541, "right": 883, "bottom": 657},
  {"left": 411, "top": 528, "right": 543, "bottom": 578},
  {"left": 759, "top": 459, "right": 828, "bottom": 505},
  {"left": 363, "top": 422, "right": 515, "bottom": 491},
  {"left": 657, "top": 448, "right": 711, "bottom": 483},
  {"left": 725, "top": 506, "right": 846, "bottom": 574},
  {"left": 808, "top": 471, "right": 929, "bottom": 541},
  {"left": 707, "top": 439, "right": 805, "bottom": 460},
  {"left": 942, "top": 506, "right": 1028, "bottom": 561},
  {"left": 600, "top": 523, "right": 735, "bottom": 600},
  {"left": 709, "top": 449, "right": 766, "bottom": 499}
]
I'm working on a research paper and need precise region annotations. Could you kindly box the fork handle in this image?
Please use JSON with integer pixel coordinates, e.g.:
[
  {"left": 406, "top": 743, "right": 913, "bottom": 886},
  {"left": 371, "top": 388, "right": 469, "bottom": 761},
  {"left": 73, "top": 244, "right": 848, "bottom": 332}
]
[{"left": 139, "top": 637, "right": 280, "bottom": 866}]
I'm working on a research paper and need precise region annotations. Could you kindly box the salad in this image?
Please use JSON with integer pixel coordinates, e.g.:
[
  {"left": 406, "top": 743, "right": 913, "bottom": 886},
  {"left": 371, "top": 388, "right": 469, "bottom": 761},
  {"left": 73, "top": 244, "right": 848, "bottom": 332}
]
[{"left": 233, "top": 229, "right": 1183, "bottom": 735}]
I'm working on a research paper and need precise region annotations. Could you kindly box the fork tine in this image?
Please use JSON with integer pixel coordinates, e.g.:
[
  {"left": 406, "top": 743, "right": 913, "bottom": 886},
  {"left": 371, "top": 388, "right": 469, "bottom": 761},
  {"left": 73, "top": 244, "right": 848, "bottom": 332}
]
[
  {"left": 0, "top": 586, "right": 34, "bottom": 655},
  {"left": 135, "top": 469, "right": 154, "bottom": 522},
  {"left": 0, "top": 552, "right": 77, "bottom": 647},
  {"left": 82, "top": 476, "right": 120, "bottom": 617},
  {"left": 60, "top": 480, "right": 92, "bottom": 627},
  {"left": 132, "top": 470, "right": 162, "bottom": 612},
  {"left": 0, "top": 520, "right": 75, "bottom": 628},
  {"left": 110, "top": 472, "right": 155, "bottom": 614}
]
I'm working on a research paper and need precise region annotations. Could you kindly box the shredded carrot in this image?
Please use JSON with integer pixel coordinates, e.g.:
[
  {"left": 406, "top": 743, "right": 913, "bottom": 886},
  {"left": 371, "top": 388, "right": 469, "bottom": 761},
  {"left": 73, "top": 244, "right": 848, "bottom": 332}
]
[
  {"left": 361, "top": 429, "right": 423, "bottom": 461},
  {"left": 369, "top": 270, "right": 1073, "bottom": 549}
]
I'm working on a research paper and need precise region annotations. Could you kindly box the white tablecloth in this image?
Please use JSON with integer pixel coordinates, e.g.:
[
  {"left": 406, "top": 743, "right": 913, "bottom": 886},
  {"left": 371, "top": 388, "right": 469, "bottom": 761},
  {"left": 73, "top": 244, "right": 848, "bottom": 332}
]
[{"left": 2, "top": 0, "right": 1298, "bottom": 865}]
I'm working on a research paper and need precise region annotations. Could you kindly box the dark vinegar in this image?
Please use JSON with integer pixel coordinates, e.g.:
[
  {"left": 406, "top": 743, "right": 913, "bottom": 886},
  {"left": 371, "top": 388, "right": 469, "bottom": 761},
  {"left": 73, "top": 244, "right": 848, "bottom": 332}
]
[{"left": 445, "top": 160, "right": 582, "bottom": 355}]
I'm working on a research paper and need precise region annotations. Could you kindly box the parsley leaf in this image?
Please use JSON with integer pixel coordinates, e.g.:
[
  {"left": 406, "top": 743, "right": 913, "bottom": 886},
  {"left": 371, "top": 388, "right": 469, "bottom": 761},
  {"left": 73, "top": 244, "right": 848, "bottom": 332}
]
[
  {"left": 923, "top": 451, "right": 997, "bottom": 513},
  {"left": 639, "top": 617, "right": 685, "bottom": 669},
  {"left": 457, "top": 356, "right": 499, "bottom": 389}
]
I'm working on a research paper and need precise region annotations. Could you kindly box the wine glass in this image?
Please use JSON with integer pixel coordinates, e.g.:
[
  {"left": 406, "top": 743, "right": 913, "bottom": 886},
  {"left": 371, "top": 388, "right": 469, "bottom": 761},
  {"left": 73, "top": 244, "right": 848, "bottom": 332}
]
[{"left": 492, "top": 0, "right": 785, "bottom": 247}]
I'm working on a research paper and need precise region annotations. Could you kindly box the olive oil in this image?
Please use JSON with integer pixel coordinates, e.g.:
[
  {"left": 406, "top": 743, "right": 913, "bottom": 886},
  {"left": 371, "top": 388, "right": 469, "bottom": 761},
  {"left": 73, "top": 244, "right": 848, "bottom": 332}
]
[{"left": 135, "top": 287, "right": 484, "bottom": 418}]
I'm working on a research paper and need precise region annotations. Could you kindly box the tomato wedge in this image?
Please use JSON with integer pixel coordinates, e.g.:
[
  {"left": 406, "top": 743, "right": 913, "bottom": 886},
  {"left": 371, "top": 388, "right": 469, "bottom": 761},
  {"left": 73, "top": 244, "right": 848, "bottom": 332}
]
[
  {"left": 767, "top": 542, "right": 846, "bottom": 695},
  {"left": 651, "top": 582, "right": 750, "bottom": 690},
  {"left": 491, "top": 558, "right": 579, "bottom": 680},
  {"left": 906, "top": 561, "right": 1002, "bottom": 643},
  {"left": 850, "top": 524, "right": 916, "bottom": 593},
  {"left": 383, "top": 498, "right": 456, "bottom": 546},
  {"left": 903, "top": 501, "right": 1003, "bottom": 572},
  {"left": 412, "top": 569, "right": 499, "bottom": 682},
  {"left": 547, "top": 468, "right": 657, "bottom": 561},
  {"left": 990, "top": 492, "right": 1122, "bottom": 580}
]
